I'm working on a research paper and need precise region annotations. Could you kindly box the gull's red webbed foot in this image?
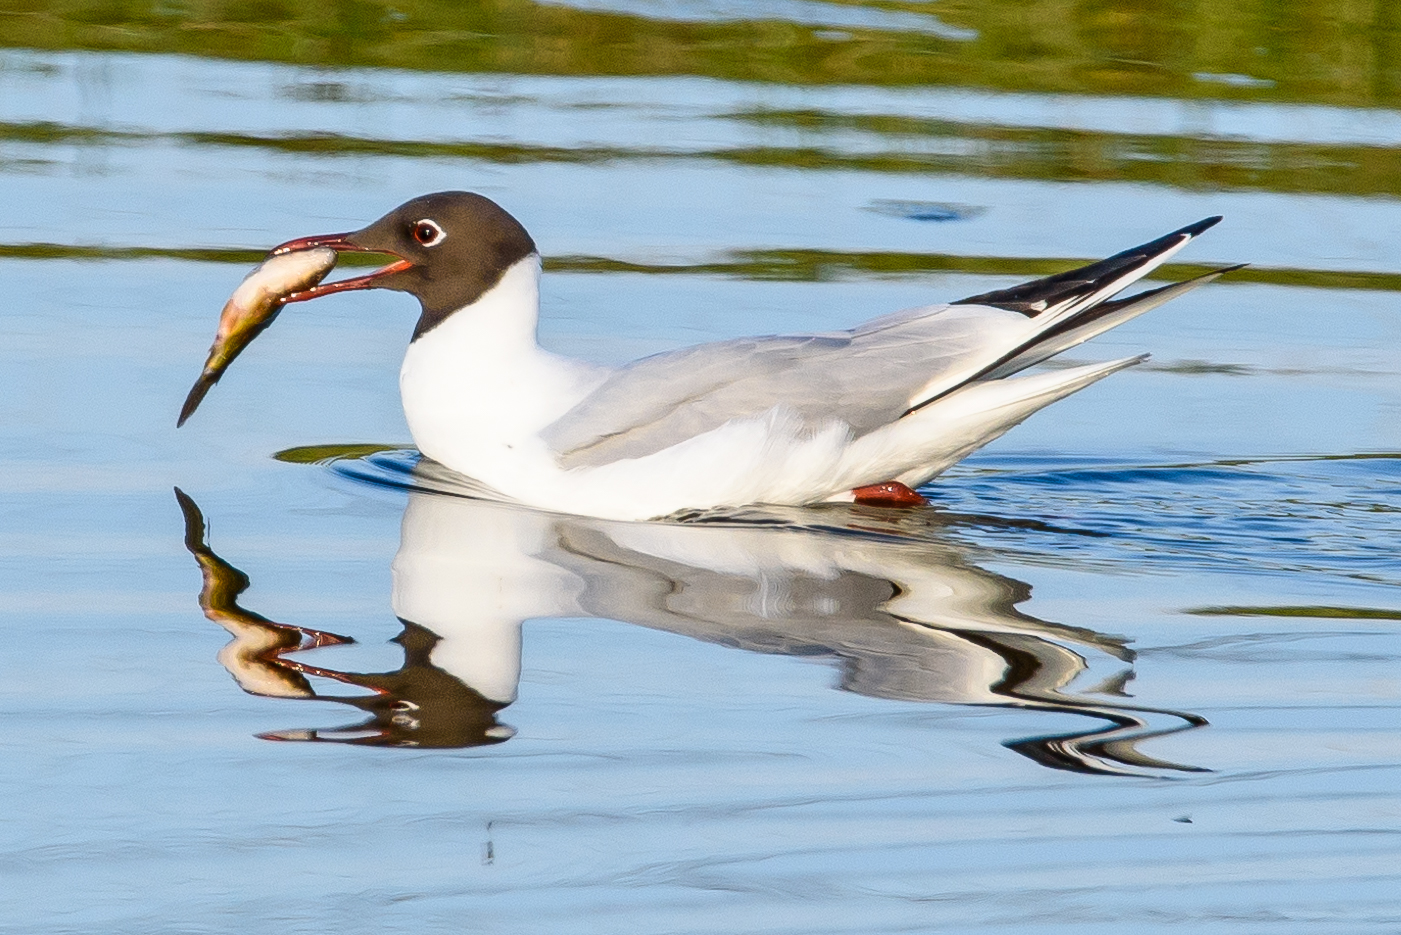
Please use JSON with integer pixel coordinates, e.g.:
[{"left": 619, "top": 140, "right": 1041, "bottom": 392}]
[{"left": 851, "top": 481, "right": 927, "bottom": 507}]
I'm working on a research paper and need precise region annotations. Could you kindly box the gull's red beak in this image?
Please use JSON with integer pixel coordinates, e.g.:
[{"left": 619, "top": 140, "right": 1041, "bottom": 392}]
[{"left": 270, "top": 232, "right": 414, "bottom": 303}]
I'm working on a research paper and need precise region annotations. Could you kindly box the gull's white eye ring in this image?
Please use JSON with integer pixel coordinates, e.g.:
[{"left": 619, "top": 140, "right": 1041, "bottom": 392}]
[{"left": 412, "top": 218, "right": 446, "bottom": 246}]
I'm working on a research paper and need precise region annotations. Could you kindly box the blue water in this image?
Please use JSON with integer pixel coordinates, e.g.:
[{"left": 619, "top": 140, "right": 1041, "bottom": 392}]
[{"left": 2, "top": 21, "right": 1401, "bottom": 935}]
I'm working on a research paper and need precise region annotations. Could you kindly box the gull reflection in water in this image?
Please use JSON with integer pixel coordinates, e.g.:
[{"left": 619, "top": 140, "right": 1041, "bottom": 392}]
[{"left": 176, "top": 469, "right": 1206, "bottom": 776}]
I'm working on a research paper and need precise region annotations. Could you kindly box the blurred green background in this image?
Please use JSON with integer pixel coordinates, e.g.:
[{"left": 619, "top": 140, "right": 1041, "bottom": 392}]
[
  {"left": 3, "top": 0, "right": 1399, "bottom": 106},
  {"left": 6, "top": 0, "right": 1401, "bottom": 205}
]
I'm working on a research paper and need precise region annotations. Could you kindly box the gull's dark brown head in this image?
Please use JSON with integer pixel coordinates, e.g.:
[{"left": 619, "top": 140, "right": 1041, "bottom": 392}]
[
  {"left": 178, "top": 191, "right": 538, "bottom": 427},
  {"left": 275, "top": 191, "right": 537, "bottom": 338}
]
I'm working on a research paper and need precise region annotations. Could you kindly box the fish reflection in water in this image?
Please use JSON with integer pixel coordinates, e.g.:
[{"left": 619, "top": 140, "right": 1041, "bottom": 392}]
[{"left": 175, "top": 470, "right": 1207, "bottom": 776}]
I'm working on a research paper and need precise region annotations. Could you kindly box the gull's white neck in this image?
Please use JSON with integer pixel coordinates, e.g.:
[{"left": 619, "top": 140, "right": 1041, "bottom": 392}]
[{"left": 399, "top": 254, "right": 603, "bottom": 482}]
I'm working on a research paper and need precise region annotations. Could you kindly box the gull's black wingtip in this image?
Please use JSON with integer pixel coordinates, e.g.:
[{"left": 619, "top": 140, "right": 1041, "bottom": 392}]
[{"left": 1179, "top": 215, "right": 1224, "bottom": 238}]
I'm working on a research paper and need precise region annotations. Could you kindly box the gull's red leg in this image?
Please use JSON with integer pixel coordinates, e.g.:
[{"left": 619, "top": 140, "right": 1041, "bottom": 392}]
[{"left": 851, "top": 481, "right": 927, "bottom": 507}]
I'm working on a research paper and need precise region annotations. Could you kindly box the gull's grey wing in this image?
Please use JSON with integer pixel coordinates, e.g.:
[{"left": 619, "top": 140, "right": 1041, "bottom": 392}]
[
  {"left": 543, "top": 217, "right": 1229, "bottom": 470},
  {"left": 542, "top": 302, "right": 1030, "bottom": 469}
]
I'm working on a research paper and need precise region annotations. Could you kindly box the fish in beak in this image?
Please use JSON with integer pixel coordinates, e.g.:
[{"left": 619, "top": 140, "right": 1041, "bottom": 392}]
[{"left": 177, "top": 233, "right": 413, "bottom": 427}]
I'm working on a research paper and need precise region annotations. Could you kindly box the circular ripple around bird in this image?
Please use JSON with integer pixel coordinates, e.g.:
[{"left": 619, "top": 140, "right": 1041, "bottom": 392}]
[{"left": 321, "top": 447, "right": 1401, "bottom": 588}]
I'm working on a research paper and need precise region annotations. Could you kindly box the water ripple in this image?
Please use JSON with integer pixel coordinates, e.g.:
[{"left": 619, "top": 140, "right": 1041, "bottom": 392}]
[
  {"left": 931, "top": 453, "right": 1401, "bottom": 586},
  {"left": 322, "top": 446, "right": 1401, "bottom": 587}
]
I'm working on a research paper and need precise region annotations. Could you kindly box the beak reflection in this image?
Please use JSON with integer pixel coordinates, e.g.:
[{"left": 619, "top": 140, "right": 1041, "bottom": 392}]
[
  {"left": 176, "top": 484, "right": 1206, "bottom": 774},
  {"left": 176, "top": 488, "right": 512, "bottom": 748}
]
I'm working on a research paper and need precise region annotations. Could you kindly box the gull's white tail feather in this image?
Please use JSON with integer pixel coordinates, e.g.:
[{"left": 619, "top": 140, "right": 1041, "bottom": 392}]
[{"left": 836, "top": 356, "right": 1148, "bottom": 494}]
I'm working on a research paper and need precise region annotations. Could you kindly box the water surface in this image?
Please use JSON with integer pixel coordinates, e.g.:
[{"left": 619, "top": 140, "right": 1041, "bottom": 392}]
[{"left": 2, "top": 4, "right": 1400, "bottom": 932}]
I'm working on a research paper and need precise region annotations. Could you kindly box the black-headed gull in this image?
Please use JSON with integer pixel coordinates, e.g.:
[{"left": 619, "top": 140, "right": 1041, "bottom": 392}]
[{"left": 189, "top": 192, "right": 1232, "bottom": 520}]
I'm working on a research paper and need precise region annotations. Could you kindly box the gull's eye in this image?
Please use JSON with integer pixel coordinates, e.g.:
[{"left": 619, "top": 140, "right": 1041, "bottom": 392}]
[{"left": 412, "top": 219, "right": 445, "bottom": 247}]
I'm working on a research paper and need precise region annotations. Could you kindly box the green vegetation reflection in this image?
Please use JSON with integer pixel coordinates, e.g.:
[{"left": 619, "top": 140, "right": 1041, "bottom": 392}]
[
  {"left": 10, "top": 117, "right": 1401, "bottom": 200},
  {"left": 273, "top": 442, "right": 404, "bottom": 463},
  {"left": 1187, "top": 605, "right": 1401, "bottom": 620},
  {"left": 4, "top": 0, "right": 1401, "bottom": 109},
  {"left": 11, "top": 240, "right": 1401, "bottom": 294}
]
